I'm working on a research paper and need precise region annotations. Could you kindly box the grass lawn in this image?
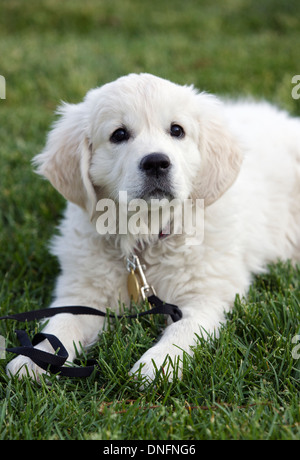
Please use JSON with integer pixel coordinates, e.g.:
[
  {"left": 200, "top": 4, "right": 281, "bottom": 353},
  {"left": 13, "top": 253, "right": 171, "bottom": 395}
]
[{"left": 0, "top": 0, "right": 300, "bottom": 440}]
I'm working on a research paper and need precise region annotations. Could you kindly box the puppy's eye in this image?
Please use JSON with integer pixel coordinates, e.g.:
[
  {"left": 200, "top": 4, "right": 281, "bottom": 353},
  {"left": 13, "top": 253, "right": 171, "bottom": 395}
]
[
  {"left": 110, "top": 128, "right": 130, "bottom": 143},
  {"left": 170, "top": 124, "right": 185, "bottom": 139}
]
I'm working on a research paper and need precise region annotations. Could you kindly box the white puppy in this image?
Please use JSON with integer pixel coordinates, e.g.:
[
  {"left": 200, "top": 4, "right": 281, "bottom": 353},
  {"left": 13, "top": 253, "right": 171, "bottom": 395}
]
[{"left": 6, "top": 73, "right": 300, "bottom": 382}]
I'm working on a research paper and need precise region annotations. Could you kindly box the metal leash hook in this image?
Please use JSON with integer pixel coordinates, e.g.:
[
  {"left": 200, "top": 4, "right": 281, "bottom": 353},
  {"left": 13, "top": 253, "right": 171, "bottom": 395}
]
[{"left": 126, "top": 254, "right": 156, "bottom": 303}]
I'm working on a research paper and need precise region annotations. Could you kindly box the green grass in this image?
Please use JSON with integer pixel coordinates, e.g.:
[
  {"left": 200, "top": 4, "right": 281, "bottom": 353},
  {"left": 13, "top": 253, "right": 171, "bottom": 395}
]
[{"left": 0, "top": 0, "right": 300, "bottom": 440}]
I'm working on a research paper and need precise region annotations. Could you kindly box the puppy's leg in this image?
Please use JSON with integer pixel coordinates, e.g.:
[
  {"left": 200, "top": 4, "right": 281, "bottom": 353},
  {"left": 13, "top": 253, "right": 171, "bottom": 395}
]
[
  {"left": 6, "top": 298, "right": 105, "bottom": 380},
  {"left": 130, "top": 299, "right": 228, "bottom": 382}
]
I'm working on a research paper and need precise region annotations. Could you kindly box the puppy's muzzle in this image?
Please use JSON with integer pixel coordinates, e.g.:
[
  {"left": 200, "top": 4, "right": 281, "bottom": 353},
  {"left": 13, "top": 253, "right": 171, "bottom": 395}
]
[{"left": 138, "top": 152, "right": 174, "bottom": 200}]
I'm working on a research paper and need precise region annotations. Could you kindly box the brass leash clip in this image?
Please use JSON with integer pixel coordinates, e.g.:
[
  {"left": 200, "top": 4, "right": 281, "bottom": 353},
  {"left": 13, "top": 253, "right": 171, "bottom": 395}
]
[{"left": 126, "top": 254, "right": 156, "bottom": 303}]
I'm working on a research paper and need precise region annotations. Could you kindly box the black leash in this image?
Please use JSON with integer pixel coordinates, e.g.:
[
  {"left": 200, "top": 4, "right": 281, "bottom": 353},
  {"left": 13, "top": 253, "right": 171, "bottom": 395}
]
[{"left": 1, "top": 295, "right": 182, "bottom": 378}]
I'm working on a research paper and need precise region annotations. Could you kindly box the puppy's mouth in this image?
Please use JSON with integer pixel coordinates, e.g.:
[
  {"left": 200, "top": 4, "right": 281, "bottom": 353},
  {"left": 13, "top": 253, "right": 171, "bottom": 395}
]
[{"left": 138, "top": 183, "right": 175, "bottom": 202}]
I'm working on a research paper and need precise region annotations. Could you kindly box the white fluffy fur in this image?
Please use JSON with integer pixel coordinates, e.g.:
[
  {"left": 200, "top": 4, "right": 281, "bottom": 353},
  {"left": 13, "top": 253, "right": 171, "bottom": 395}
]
[{"left": 7, "top": 73, "right": 300, "bottom": 382}]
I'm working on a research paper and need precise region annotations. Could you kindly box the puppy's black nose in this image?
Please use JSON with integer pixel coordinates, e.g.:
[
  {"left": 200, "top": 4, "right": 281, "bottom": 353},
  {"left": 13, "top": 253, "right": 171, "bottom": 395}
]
[{"left": 139, "top": 153, "right": 171, "bottom": 177}]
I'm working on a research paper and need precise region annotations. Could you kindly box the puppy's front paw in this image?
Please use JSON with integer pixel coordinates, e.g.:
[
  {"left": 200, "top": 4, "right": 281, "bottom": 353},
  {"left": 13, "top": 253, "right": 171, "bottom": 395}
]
[
  {"left": 6, "top": 355, "right": 46, "bottom": 381},
  {"left": 6, "top": 338, "right": 57, "bottom": 381},
  {"left": 130, "top": 346, "right": 183, "bottom": 384}
]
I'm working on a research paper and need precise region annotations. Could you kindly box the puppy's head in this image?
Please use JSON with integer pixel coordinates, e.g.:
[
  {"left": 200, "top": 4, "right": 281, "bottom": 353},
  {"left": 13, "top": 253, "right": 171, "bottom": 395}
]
[{"left": 34, "top": 73, "right": 242, "bottom": 219}]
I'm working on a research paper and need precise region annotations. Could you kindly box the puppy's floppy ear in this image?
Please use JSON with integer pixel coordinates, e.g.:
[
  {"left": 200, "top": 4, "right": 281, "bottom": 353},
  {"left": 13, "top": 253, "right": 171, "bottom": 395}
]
[
  {"left": 33, "top": 102, "right": 97, "bottom": 217},
  {"left": 193, "top": 99, "right": 243, "bottom": 206}
]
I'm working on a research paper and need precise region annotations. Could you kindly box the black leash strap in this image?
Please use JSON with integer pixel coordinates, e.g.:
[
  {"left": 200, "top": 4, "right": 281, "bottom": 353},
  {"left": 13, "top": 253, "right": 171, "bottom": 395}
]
[{"left": 1, "top": 295, "right": 182, "bottom": 378}]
